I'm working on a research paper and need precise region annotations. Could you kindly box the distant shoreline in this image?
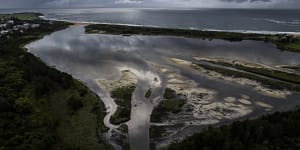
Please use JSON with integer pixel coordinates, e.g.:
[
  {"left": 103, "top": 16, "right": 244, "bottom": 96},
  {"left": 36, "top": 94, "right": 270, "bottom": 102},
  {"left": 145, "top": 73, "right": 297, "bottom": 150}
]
[
  {"left": 2, "top": 12, "right": 298, "bottom": 52},
  {"left": 1, "top": 11, "right": 299, "bottom": 35},
  {"left": 43, "top": 16, "right": 300, "bottom": 36},
  {"left": 83, "top": 23, "right": 300, "bottom": 52}
]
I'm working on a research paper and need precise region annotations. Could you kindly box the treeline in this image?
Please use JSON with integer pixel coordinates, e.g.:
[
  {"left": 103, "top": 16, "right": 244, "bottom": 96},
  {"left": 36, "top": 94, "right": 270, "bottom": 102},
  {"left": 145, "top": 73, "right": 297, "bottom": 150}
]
[
  {"left": 0, "top": 20, "right": 112, "bottom": 149},
  {"left": 166, "top": 109, "right": 300, "bottom": 150},
  {"left": 0, "top": 13, "right": 42, "bottom": 20}
]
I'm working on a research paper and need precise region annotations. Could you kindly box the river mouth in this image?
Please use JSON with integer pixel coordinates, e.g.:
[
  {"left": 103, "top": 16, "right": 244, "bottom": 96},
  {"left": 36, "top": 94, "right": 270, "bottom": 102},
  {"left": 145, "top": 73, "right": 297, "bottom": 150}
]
[{"left": 26, "top": 26, "right": 300, "bottom": 150}]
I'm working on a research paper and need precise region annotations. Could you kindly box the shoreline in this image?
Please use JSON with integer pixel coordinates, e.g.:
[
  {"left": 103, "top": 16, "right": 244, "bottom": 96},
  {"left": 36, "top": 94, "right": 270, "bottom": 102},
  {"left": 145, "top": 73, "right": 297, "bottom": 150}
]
[
  {"left": 84, "top": 23, "right": 300, "bottom": 52},
  {"left": 41, "top": 16, "right": 300, "bottom": 36}
]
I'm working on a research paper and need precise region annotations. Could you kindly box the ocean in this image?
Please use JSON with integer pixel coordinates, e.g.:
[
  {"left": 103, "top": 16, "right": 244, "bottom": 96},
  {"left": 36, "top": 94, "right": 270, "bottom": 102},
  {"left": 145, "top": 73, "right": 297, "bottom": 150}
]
[{"left": 1, "top": 8, "right": 300, "bottom": 33}]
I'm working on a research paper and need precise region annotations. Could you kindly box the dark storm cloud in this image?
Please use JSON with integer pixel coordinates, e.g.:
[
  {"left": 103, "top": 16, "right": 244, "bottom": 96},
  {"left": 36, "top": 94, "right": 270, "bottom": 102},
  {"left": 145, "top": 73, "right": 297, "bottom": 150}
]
[
  {"left": 219, "top": 0, "right": 271, "bottom": 2},
  {"left": 0, "top": 0, "right": 299, "bottom": 8},
  {"left": 0, "top": 0, "right": 105, "bottom": 7}
]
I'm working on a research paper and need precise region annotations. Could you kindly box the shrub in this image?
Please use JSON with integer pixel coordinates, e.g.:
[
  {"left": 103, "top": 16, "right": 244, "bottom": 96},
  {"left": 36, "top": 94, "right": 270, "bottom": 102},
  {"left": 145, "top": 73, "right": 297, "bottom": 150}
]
[{"left": 67, "top": 96, "right": 83, "bottom": 112}]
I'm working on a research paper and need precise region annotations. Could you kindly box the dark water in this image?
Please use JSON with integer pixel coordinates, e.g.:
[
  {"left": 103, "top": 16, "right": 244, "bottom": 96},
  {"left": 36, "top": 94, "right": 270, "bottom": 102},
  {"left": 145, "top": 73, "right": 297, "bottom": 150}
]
[
  {"left": 26, "top": 26, "right": 300, "bottom": 150},
  {"left": 1, "top": 8, "right": 300, "bottom": 33}
]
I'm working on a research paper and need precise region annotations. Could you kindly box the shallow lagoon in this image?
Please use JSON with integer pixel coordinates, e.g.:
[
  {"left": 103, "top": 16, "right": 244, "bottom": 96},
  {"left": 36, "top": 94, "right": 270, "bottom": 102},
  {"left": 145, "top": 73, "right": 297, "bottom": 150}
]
[{"left": 27, "top": 26, "right": 300, "bottom": 150}]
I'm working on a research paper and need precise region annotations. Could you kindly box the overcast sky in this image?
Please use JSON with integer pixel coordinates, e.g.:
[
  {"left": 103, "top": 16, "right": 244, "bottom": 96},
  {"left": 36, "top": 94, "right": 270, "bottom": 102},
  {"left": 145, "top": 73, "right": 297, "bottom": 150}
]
[{"left": 0, "top": 0, "right": 300, "bottom": 9}]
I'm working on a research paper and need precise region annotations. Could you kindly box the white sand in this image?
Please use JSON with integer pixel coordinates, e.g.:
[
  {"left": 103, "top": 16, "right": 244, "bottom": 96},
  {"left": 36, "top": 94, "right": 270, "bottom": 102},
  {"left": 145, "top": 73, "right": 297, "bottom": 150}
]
[
  {"left": 191, "top": 63, "right": 291, "bottom": 99},
  {"left": 241, "top": 94, "right": 250, "bottom": 99},
  {"left": 238, "top": 99, "right": 252, "bottom": 105},
  {"left": 224, "top": 97, "right": 237, "bottom": 103},
  {"left": 97, "top": 70, "right": 138, "bottom": 93},
  {"left": 170, "top": 58, "right": 192, "bottom": 66},
  {"left": 193, "top": 102, "right": 253, "bottom": 120},
  {"left": 255, "top": 101, "right": 273, "bottom": 109},
  {"left": 154, "top": 62, "right": 254, "bottom": 125}
]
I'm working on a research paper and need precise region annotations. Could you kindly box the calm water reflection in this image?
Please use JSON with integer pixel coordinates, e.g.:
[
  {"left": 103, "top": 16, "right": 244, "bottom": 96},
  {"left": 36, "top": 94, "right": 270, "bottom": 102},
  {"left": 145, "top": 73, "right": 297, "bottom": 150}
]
[{"left": 27, "top": 26, "right": 300, "bottom": 150}]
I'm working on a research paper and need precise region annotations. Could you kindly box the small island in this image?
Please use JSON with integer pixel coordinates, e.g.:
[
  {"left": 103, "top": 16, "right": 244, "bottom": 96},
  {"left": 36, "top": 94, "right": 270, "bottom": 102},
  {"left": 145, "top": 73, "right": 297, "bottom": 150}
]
[{"left": 85, "top": 24, "right": 300, "bottom": 52}]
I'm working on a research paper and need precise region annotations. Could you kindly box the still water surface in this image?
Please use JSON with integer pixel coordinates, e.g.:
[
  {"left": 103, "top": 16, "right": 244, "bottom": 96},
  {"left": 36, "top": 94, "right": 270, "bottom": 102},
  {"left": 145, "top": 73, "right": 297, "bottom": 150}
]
[{"left": 27, "top": 26, "right": 300, "bottom": 150}]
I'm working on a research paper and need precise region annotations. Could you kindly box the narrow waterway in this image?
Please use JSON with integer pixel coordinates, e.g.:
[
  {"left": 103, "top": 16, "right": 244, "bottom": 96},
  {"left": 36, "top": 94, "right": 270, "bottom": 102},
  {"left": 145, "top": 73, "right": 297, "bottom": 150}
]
[{"left": 26, "top": 26, "right": 300, "bottom": 150}]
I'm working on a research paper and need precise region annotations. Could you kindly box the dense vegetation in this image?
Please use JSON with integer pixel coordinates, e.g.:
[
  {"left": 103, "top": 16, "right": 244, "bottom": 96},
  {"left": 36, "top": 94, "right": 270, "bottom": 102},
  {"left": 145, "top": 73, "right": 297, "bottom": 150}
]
[
  {"left": 275, "top": 41, "right": 300, "bottom": 52},
  {"left": 150, "top": 126, "right": 166, "bottom": 140},
  {"left": 0, "top": 13, "right": 42, "bottom": 20},
  {"left": 0, "top": 18, "right": 112, "bottom": 149},
  {"left": 151, "top": 88, "right": 186, "bottom": 123},
  {"left": 282, "top": 65, "right": 300, "bottom": 72},
  {"left": 110, "top": 86, "right": 136, "bottom": 125},
  {"left": 85, "top": 24, "right": 300, "bottom": 52},
  {"left": 166, "top": 108, "right": 300, "bottom": 150}
]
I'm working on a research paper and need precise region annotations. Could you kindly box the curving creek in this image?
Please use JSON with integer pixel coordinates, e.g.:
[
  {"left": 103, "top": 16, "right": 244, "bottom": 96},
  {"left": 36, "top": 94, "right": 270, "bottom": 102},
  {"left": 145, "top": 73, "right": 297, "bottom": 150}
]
[{"left": 26, "top": 26, "right": 300, "bottom": 150}]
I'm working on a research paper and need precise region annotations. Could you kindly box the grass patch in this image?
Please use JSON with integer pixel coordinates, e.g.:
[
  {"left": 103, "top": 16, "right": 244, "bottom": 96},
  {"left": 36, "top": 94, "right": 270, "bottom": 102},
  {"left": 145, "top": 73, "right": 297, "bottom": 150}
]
[
  {"left": 237, "top": 65, "right": 300, "bottom": 84},
  {"left": 145, "top": 88, "right": 152, "bottom": 98},
  {"left": 151, "top": 88, "right": 186, "bottom": 123},
  {"left": 281, "top": 65, "right": 300, "bottom": 72},
  {"left": 0, "top": 13, "right": 42, "bottom": 20},
  {"left": 194, "top": 63, "right": 300, "bottom": 92},
  {"left": 202, "top": 59, "right": 300, "bottom": 84},
  {"left": 276, "top": 42, "right": 300, "bottom": 52},
  {"left": 159, "top": 99, "right": 185, "bottom": 113},
  {"left": 110, "top": 86, "right": 136, "bottom": 125}
]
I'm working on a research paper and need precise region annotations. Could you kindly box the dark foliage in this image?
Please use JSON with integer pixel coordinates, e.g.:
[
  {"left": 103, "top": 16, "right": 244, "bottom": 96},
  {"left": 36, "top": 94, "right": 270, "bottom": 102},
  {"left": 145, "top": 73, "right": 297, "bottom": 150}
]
[
  {"left": 110, "top": 86, "right": 136, "bottom": 125},
  {"left": 0, "top": 19, "right": 112, "bottom": 149},
  {"left": 67, "top": 96, "right": 83, "bottom": 112},
  {"left": 86, "top": 24, "right": 300, "bottom": 53},
  {"left": 151, "top": 88, "right": 186, "bottom": 123},
  {"left": 167, "top": 109, "right": 300, "bottom": 150}
]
